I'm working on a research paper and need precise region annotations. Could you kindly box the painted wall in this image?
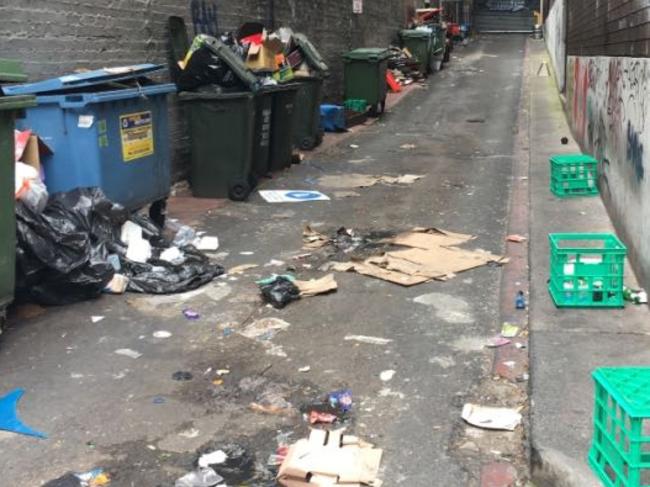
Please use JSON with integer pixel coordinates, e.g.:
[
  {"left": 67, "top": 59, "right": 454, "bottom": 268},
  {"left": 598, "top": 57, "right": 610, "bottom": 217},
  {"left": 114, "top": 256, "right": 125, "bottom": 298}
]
[
  {"left": 544, "top": 0, "right": 565, "bottom": 91},
  {"left": 0, "top": 0, "right": 416, "bottom": 178},
  {"left": 566, "top": 55, "right": 650, "bottom": 289}
]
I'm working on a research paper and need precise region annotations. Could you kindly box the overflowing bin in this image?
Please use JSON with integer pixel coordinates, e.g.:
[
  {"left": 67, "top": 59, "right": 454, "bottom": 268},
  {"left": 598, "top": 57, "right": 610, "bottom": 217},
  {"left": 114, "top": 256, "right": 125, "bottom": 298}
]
[
  {"left": 291, "top": 34, "right": 330, "bottom": 150},
  {"left": 0, "top": 60, "right": 36, "bottom": 322},
  {"left": 3, "top": 65, "right": 176, "bottom": 214},
  {"left": 343, "top": 48, "right": 391, "bottom": 117},
  {"left": 400, "top": 30, "right": 434, "bottom": 75}
]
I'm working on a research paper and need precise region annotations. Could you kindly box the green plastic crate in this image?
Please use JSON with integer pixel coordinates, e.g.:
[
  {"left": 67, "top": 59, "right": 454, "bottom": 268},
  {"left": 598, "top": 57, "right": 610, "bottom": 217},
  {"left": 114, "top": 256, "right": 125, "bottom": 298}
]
[
  {"left": 344, "top": 99, "right": 368, "bottom": 112},
  {"left": 590, "top": 368, "right": 650, "bottom": 487},
  {"left": 550, "top": 153, "right": 599, "bottom": 197},
  {"left": 548, "top": 233, "right": 626, "bottom": 308}
]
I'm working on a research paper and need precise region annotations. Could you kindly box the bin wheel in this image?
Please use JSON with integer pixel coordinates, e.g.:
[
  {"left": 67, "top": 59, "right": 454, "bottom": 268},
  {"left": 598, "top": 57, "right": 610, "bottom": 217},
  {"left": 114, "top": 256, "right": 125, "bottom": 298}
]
[
  {"left": 370, "top": 99, "right": 385, "bottom": 117},
  {"left": 228, "top": 180, "right": 251, "bottom": 202},
  {"left": 300, "top": 136, "right": 316, "bottom": 150},
  {"left": 443, "top": 47, "right": 451, "bottom": 64},
  {"left": 149, "top": 198, "right": 168, "bottom": 228},
  {"left": 248, "top": 173, "right": 259, "bottom": 190}
]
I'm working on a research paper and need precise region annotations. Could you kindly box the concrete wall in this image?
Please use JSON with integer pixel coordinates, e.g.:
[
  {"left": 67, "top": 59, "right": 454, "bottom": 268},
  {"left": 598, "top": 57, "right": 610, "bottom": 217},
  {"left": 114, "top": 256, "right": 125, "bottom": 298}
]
[
  {"left": 544, "top": 0, "right": 565, "bottom": 91},
  {"left": 565, "top": 54, "right": 650, "bottom": 290},
  {"left": 0, "top": 0, "right": 415, "bottom": 178}
]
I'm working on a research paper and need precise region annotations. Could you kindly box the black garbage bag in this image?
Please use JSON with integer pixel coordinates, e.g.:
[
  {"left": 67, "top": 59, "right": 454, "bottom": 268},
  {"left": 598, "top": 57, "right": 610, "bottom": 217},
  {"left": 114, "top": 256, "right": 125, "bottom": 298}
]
[
  {"left": 122, "top": 245, "right": 224, "bottom": 294},
  {"left": 177, "top": 45, "right": 247, "bottom": 92},
  {"left": 15, "top": 187, "right": 225, "bottom": 304},
  {"left": 15, "top": 188, "right": 126, "bottom": 305},
  {"left": 259, "top": 276, "right": 301, "bottom": 309}
]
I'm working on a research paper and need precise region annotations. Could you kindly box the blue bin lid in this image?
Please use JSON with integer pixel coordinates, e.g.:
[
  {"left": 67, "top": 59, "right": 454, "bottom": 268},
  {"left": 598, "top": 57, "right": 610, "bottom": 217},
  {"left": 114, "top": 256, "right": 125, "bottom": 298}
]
[{"left": 3, "top": 64, "right": 167, "bottom": 95}]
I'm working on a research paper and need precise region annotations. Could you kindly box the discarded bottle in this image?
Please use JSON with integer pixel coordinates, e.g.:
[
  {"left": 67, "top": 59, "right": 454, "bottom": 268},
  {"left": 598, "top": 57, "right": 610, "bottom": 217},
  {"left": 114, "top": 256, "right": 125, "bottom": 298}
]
[
  {"left": 624, "top": 286, "right": 649, "bottom": 305},
  {"left": 515, "top": 291, "right": 526, "bottom": 310}
]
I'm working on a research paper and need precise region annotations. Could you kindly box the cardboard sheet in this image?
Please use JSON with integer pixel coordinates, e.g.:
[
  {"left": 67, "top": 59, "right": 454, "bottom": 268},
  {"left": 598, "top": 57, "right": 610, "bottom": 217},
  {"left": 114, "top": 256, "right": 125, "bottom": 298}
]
[
  {"left": 317, "top": 174, "right": 425, "bottom": 189},
  {"left": 277, "top": 429, "right": 383, "bottom": 487},
  {"left": 303, "top": 226, "right": 330, "bottom": 249},
  {"left": 295, "top": 274, "right": 338, "bottom": 296}
]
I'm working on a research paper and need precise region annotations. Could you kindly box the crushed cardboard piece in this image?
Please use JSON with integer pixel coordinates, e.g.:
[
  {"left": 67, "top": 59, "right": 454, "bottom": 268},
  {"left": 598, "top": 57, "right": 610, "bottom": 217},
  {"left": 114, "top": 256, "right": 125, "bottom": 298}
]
[
  {"left": 328, "top": 228, "right": 507, "bottom": 287},
  {"left": 317, "top": 173, "right": 426, "bottom": 189},
  {"left": 303, "top": 226, "right": 330, "bottom": 250},
  {"left": 506, "top": 234, "right": 527, "bottom": 243},
  {"left": 294, "top": 274, "right": 338, "bottom": 297},
  {"left": 461, "top": 404, "right": 522, "bottom": 431},
  {"left": 344, "top": 335, "right": 392, "bottom": 346},
  {"left": 228, "top": 264, "right": 259, "bottom": 275},
  {"left": 277, "top": 429, "right": 383, "bottom": 487}
]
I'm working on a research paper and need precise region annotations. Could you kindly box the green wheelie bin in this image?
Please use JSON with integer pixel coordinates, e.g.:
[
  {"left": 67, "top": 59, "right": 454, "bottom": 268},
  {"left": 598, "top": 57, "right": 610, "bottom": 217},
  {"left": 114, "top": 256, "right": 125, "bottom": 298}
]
[
  {"left": 0, "top": 60, "right": 36, "bottom": 325},
  {"left": 400, "top": 29, "right": 433, "bottom": 75},
  {"left": 343, "top": 48, "right": 391, "bottom": 117},
  {"left": 291, "top": 33, "right": 330, "bottom": 151}
]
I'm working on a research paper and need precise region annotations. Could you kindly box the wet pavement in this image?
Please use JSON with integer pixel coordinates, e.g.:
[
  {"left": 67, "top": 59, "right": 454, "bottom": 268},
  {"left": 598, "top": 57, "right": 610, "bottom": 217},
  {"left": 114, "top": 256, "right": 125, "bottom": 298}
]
[{"left": 1, "top": 35, "right": 527, "bottom": 486}]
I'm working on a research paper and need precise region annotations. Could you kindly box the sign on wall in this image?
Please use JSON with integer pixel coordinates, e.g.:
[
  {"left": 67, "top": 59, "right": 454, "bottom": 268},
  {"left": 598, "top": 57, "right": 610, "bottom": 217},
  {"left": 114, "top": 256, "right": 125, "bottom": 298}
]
[{"left": 353, "top": 0, "right": 363, "bottom": 14}]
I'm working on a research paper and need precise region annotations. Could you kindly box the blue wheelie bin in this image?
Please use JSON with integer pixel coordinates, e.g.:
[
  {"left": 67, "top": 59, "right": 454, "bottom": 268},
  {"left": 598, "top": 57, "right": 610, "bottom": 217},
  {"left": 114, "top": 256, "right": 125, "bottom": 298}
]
[{"left": 3, "top": 65, "right": 177, "bottom": 217}]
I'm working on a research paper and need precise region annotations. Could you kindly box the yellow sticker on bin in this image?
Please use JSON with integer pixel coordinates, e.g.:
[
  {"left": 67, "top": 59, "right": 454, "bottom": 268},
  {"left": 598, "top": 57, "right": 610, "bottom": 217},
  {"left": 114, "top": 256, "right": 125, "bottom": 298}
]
[{"left": 120, "top": 111, "right": 154, "bottom": 162}]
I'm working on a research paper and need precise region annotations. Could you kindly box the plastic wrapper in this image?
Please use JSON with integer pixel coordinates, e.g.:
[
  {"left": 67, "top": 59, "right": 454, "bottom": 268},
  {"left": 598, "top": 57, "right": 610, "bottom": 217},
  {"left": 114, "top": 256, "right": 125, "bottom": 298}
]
[{"left": 258, "top": 276, "right": 300, "bottom": 309}]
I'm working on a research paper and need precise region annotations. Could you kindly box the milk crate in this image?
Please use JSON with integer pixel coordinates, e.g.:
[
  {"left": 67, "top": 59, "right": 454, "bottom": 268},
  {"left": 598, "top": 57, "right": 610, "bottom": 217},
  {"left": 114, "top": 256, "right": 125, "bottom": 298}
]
[{"left": 550, "top": 153, "right": 599, "bottom": 197}]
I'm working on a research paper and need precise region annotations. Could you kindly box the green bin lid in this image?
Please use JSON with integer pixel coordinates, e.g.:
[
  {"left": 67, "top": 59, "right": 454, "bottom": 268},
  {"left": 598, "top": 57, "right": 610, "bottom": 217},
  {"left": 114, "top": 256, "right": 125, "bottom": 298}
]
[
  {"left": 293, "top": 33, "right": 329, "bottom": 75},
  {"left": 0, "top": 58, "right": 36, "bottom": 111},
  {"left": 400, "top": 29, "right": 433, "bottom": 39},
  {"left": 343, "top": 48, "right": 391, "bottom": 62}
]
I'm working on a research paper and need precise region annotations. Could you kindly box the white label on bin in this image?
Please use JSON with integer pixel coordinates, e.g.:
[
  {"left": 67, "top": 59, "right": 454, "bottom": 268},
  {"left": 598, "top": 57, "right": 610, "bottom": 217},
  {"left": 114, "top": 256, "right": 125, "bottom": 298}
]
[
  {"left": 78, "top": 115, "right": 94, "bottom": 128},
  {"left": 120, "top": 111, "right": 154, "bottom": 162}
]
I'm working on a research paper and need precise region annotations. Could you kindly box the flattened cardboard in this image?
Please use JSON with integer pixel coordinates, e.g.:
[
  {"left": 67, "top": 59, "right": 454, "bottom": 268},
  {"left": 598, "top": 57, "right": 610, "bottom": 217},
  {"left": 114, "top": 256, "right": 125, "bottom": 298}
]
[
  {"left": 295, "top": 274, "right": 338, "bottom": 296},
  {"left": 389, "top": 228, "right": 473, "bottom": 249}
]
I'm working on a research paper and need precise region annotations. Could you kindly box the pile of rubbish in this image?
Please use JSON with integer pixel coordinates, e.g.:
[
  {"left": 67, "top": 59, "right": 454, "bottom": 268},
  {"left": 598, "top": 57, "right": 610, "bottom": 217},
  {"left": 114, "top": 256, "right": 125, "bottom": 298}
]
[
  {"left": 15, "top": 188, "right": 223, "bottom": 305},
  {"left": 387, "top": 46, "right": 424, "bottom": 86},
  {"left": 174, "top": 24, "right": 327, "bottom": 93}
]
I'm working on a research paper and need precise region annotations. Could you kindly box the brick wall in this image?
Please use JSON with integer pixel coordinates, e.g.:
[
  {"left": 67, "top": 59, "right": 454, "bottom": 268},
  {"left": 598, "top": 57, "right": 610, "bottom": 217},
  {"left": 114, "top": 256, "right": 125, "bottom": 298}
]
[
  {"left": 567, "top": 0, "right": 650, "bottom": 57},
  {"left": 0, "top": 0, "right": 414, "bottom": 178}
]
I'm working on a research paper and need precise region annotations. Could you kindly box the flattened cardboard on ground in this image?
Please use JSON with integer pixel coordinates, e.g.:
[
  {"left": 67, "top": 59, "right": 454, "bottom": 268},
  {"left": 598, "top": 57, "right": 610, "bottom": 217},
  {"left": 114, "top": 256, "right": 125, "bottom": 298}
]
[
  {"left": 277, "top": 429, "right": 383, "bottom": 487},
  {"left": 328, "top": 228, "right": 508, "bottom": 287},
  {"left": 295, "top": 274, "right": 338, "bottom": 296},
  {"left": 303, "top": 226, "right": 330, "bottom": 249},
  {"left": 317, "top": 173, "right": 425, "bottom": 189}
]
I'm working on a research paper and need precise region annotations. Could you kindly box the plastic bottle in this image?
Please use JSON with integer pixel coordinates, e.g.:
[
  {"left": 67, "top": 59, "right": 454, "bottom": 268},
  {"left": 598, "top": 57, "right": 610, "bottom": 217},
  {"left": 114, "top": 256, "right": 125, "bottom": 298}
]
[{"left": 515, "top": 291, "right": 526, "bottom": 310}]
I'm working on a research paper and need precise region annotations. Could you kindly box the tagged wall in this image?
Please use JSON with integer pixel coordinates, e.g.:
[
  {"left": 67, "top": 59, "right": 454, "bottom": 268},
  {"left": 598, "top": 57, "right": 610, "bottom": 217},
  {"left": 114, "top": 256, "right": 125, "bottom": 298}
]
[
  {"left": 544, "top": 0, "right": 566, "bottom": 91},
  {"left": 566, "top": 55, "right": 650, "bottom": 289},
  {"left": 0, "top": 0, "right": 415, "bottom": 178}
]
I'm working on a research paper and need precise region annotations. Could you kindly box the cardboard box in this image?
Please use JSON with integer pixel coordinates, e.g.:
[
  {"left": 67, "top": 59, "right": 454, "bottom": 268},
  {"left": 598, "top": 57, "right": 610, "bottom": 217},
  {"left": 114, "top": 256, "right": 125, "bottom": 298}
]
[
  {"left": 246, "top": 36, "right": 285, "bottom": 72},
  {"left": 14, "top": 130, "right": 52, "bottom": 173}
]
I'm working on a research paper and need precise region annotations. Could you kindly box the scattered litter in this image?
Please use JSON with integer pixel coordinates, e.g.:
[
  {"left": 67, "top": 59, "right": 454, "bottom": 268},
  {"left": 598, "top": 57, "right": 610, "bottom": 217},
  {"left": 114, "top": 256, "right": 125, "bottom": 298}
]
[
  {"left": 515, "top": 342, "right": 527, "bottom": 350},
  {"left": 344, "top": 335, "right": 393, "bottom": 345},
  {"left": 183, "top": 309, "right": 201, "bottom": 320},
  {"left": 624, "top": 286, "right": 648, "bottom": 305},
  {"left": 76, "top": 468, "right": 110, "bottom": 486},
  {"left": 303, "top": 225, "right": 330, "bottom": 249},
  {"left": 350, "top": 144, "right": 360, "bottom": 149},
  {"left": 216, "top": 369, "right": 230, "bottom": 376},
  {"left": 506, "top": 234, "right": 527, "bottom": 243},
  {"left": 152, "top": 396, "right": 166, "bottom": 404},
  {"left": 503, "top": 360, "right": 516, "bottom": 369},
  {"left": 259, "top": 190, "right": 330, "bottom": 203},
  {"left": 172, "top": 371, "right": 193, "bottom": 381},
  {"left": 380, "top": 370, "right": 396, "bottom": 382},
  {"left": 175, "top": 467, "right": 223, "bottom": 487},
  {"left": 194, "top": 236, "right": 220, "bottom": 251},
  {"left": 153, "top": 330, "right": 172, "bottom": 339},
  {"left": 91, "top": 316, "right": 105, "bottom": 324},
  {"left": 258, "top": 275, "right": 301, "bottom": 309},
  {"left": 515, "top": 291, "right": 527, "bottom": 309},
  {"left": 378, "top": 388, "right": 405, "bottom": 399},
  {"left": 308, "top": 410, "right": 338, "bottom": 424},
  {"left": 328, "top": 389, "right": 353, "bottom": 413},
  {"left": 160, "top": 246, "right": 185, "bottom": 265},
  {"left": 114, "top": 348, "right": 142, "bottom": 359},
  {"left": 486, "top": 336, "right": 511, "bottom": 348},
  {"left": 329, "top": 227, "right": 508, "bottom": 286},
  {"left": 198, "top": 450, "right": 228, "bottom": 468},
  {"left": 461, "top": 403, "right": 522, "bottom": 431},
  {"left": 264, "top": 259, "right": 286, "bottom": 267},
  {"left": 104, "top": 274, "right": 129, "bottom": 294},
  {"left": 277, "top": 429, "right": 382, "bottom": 487},
  {"left": 0, "top": 388, "right": 47, "bottom": 438},
  {"left": 228, "top": 263, "right": 258, "bottom": 274},
  {"left": 317, "top": 173, "right": 425, "bottom": 189},
  {"left": 212, "top": 378, "right": 224, "bottom": 386},
  {"left": 240, "top": 317, "right": 291, "bottom": 340},
  {"left": 239, "top": 251, "right": 255, "bottom": 256},
  {"left": 298, "top": 366, "right": 311, "bottom": 373},
  {"left": 501, "top": 323, "right": 520, "bottom": 338},
  {"left": 400, "top": 143, "right": 417, "bottom": 150},
  {"left": 179, "top": 428, "right": 200, "bottom": 439},
  {"left": 250, "top": 397, "right": 296, "bottom": 416}
]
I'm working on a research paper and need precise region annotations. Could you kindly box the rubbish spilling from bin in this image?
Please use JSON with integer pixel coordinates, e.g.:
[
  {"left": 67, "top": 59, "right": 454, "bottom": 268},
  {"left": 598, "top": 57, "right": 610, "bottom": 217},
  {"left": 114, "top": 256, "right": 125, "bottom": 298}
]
[
  {"left": 277, "top": 429, "right": 382, "bottom": 486},
  {"left": 14, "top": 188, "right": 224, "bottom": 305},
  {"left": 320, "top": 227, "right": 508, "bottom": 286},
  {"left": 461, "top": 403, "right": 522, "bottom": 431}
]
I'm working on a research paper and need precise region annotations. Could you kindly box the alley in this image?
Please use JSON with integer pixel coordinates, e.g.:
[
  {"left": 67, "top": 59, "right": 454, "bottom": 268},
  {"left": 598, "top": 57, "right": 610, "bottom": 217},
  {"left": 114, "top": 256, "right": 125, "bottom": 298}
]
[{"left": 0, "top": 36, "right": 526, "bottom": 486}]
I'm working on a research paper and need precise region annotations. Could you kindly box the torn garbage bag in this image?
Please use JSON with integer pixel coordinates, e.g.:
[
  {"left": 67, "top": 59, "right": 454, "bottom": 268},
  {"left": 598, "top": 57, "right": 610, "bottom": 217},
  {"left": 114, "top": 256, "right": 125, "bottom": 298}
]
[
  {"left": 15, "top": 188, "right": 225, "bottom": 304},
  {"left": 258, "top": 275, "right": 301, "bottom": 309}
]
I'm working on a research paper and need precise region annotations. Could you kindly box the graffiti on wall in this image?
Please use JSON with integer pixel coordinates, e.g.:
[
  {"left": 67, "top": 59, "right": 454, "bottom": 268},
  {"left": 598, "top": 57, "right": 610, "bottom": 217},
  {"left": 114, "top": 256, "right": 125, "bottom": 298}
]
[{"left": 191, "top": 0, "right": 218, "bottom": 36}]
